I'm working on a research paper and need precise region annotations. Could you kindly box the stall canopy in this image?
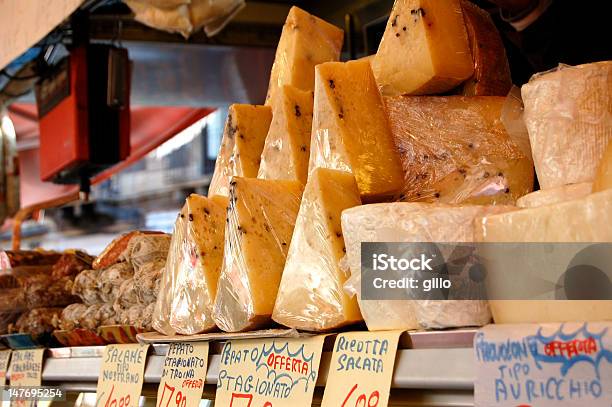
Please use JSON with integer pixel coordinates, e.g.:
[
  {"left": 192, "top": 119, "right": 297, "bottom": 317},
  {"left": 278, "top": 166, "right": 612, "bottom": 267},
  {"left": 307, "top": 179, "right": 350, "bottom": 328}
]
[{"left": 8, "top": 103, "right": 214, "bottom": 208}]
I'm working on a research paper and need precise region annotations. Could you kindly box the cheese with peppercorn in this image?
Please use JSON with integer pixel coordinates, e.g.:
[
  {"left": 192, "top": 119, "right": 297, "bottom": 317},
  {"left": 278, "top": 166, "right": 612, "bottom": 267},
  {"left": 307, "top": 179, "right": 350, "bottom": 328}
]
[{"left": 213, "top": 177, "right": 303, "bottom": 332}]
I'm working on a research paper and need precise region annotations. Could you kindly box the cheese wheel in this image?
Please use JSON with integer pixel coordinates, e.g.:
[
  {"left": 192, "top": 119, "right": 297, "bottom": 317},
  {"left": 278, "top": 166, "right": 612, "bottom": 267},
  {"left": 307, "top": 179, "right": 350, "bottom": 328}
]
[
  {"left": 384, "top": 95, "right": 534, "bottom": 204},
  {"left": 341, "top": 203, "right": 514, "bottom": 331},
  {"left": 521, "top": 61, "right": 612, "bottom": 189},
  {"left": 213, "top": 178, "right": 303, "bottom": 332},
  {"left": 273, "top": 168, "right": 362, "bottom": 331}
]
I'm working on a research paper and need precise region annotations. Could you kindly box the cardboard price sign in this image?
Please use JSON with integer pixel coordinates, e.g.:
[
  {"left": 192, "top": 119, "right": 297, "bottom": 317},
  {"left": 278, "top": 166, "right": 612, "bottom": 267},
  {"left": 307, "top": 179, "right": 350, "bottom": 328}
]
[
  {"left": 8, "top": 348, "right": 45, "bottom": 407},
  {"left": 157, "top": 342, "right": 209, "bottom": 407},
  {"left": 96, "top": 344, "right": 150, "bottom": 407},
  {"left": 321, "top": 331, "right": 402, "bottom": 407},
  {"left": 215, "top": 336, "right": 326, "bottom": 407},
  {"left": 0, "top": 350, "right": 11, "bottom": 384},
  {"left": 474, "top": 322, "right": 612, "bottom": 406}
]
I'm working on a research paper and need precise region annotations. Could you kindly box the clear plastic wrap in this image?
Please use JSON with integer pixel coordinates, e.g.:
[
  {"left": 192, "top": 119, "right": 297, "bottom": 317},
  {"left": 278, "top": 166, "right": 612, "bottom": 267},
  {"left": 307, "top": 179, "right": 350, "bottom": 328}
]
[
  {"left": 341, "top": 203, "right": 515, "bottom": 331},
  {"left": 593, "top": 140, "right": 612, "bottom": 192},
  {"left": 460, "top": 0, "right": 511, "bottom": 96},
  {"left": 152, "top": 194, "right": 227, "bottom": 335},
  {"left": 516, "top": 183, "right": 592, "bottom": 208},
  {"left": 208, "top": 105, "right": 272, "bottom": 197},
  {"left": 475, "top": 188, "right": 612, "bottom": 323},
  {"left": 213, "top": 178, "right": 303, "bottom": 332},
  {"left": 384, "top": 95, "right": 534, "bottom": 205},
  {"left": 372, "top": 0, "right": 473, "bottom": 96},
  {"left": 265, "top": 6, "right": 343, "bottom": 108},
  {"left": 521, "top": 61, "right": 612, "bottom": 189},
  {"left": 124, "top": 233, "right": 170, "bottom": 271},
  {"left": 308, "top": 60, "right": 405, "bottom": 202},
  {"left": 93, "top": 231, "right": 165, "bottom": 270},
  {"left": 272, "top": 168, "right": 362, "bottom": 332},
  {"left": 257, "top": 85, "right": 314, "bottom": 184}
]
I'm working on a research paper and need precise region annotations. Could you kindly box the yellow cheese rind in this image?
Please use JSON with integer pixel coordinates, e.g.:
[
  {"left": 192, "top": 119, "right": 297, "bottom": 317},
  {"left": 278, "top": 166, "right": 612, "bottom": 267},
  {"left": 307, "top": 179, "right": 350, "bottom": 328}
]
[
  {"left": 208, "top": 104, "right": 272, "bottom": 197},
  {"left": 272, "top": 168, "right": 362, "bottom": 331},
  {"left": 372, "top": 0, "right": 474, "bottom": 95},
  {"left": 521, "top": 61, "right": 612, "bottom": 189},
  {"left": 475, "top": 188, "right": 612, "bottom": 323},
  {"left": 593, "top": 141, "right": 612, "bottom": 192},
  {"left": 341, "top": 203, "right": 514, "bottom": 330},
  {"left": 265, "top": 6, "right": 343, "bottom": 108},
  {"left": 516, "top": 183, "right": 592, "bottom": 208},
  {"left": 213, "top": 178, "right": 303, "bottom": 332},
  {"left": 385, "top": 95, "right": 534, "bottom": 204},
  {"left": 258, "top": 85, "right": 314, "bottom": 184},
  {"left": 309, "top": 60, "right": 404, "bottom": 201}
]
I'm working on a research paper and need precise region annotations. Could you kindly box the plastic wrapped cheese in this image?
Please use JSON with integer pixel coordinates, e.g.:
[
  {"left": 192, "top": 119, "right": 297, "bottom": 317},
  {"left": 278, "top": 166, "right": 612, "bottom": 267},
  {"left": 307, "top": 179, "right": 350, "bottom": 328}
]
[
  {"left": 272, "top": 168, "right": 362, "bottom": 331},
  {"left": 341, "top": 203, "right": 515, "bottom": 331},
  {"left": 208, "top": 104, "right": 272, "bottom": 197},
  {"left": 213, "top": 178, "right": 303, "bottom": 332},
  {"left": 460, "top": 0, "right": 511, "bottom": 96},
  {"left": 309, "top": 59, "right": 404, "bottom": 201},
  {"left": 593, "top": 141, "right": 612, "bottom": 192},
  {"left": 372, "top": 0, "right": 473, "bottom": 95},
  {"left": 169, "top": 195, "right": 227, "bottom": 334},
  {"left": 521, "top": 61, "right": 612, "bottom": 189},
  {"left": 475, "top": 188, "right": 612, "bottom": 323},
  {"left": 265, "top": 6, "right": 343, "bottom": 109},
  {"left": 258, "top": 85, "right": 314, "bottom": 184},
  {"left": 516, "top": 183, "right": 592, "bottom": 208},
  {"left": 385, "top": 95, "right": 534, "bottom": 204}
]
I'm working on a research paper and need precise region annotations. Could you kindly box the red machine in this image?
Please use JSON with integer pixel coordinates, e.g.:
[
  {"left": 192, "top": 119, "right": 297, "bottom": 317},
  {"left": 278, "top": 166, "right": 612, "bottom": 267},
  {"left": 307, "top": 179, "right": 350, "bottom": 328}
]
[{"left": 35, "top": 44, "right": 131, "bottom": 190}]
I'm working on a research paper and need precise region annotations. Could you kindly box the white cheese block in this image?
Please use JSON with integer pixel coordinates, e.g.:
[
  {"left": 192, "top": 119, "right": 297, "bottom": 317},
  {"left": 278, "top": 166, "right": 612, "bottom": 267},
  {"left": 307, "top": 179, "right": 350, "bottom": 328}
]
[
  {"left": 521, "top": 61, "right": 612, "bottom": 189},
  {"left": 476, "top": 188, "right": 612, "bottom": 323},
  {"left": 516, "top": 183, "right": 592, "bottom": 208},
  {"left": 341, "top": 203, "right": 514, "bottom": 330}
]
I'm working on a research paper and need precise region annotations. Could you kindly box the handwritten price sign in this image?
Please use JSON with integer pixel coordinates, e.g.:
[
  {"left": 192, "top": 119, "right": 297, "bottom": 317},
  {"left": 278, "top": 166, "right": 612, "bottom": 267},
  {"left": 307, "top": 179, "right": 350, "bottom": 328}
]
[
  {"left": 96, "top": 344, "right": 149, "bottom": 407},
  {"left": 474, "top": 322, "right": 612, "bottom": 406},
  {"left": 321, "top": 331, "right": 402, "bottom": 407},
  {"left": 214, "top": 336, "right": 326, "bottom": 407},
  {"left": 0, "top": 350, "right": 11, "bottom": 385},
  {"left": 8, "top": 348, "right": 45, "bottom": 407},
  {"left": 156, "top": 342, "right": 209, "bottom": 407}
]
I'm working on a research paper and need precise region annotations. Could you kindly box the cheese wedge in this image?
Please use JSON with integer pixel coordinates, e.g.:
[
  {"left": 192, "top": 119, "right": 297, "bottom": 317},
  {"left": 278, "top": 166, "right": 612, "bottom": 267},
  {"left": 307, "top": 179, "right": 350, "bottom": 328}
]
[
  {"left": 516, "top": 183, "right": 592, "bottom": 208},
  {"left": 258, "top": 85, "right": 314, "bottom": 184},
  {"left": 521, "top": 61, "right": 612, "bottom": 189},
  {"left": 460, "top": 1, "right": 511, "bottom": 96},
  {"left": 384, "top": 95, "right": 534, "bottom": 204},
  {"left": 163, "top": 194, "right": 227, "bottom": 334},
  {"left": 213, "top": 178, "right": 303, "bottom": 332},
  {"left": 475, "top": 188, "right": 612, "bottom": 323},
  {"left": 593, "top": 141, "right": 612, "bottom": 192},
  {"left": 341, "top": 203, "right": 514, "bottom": 330},
  {"left": 265, "top": 6, "right": 343, "bottom": 109},
  {"left": 272, "top": 168, "right": 362, "bottom": 331},
  {"left": 372, "top": 0, "right": 473, "bottom": 95},
  {"left": 309, "top": 60, "right": 404, "bottom": 201},
  {"left": 208, "top": 104, "right": 272, "bottom": 197}
]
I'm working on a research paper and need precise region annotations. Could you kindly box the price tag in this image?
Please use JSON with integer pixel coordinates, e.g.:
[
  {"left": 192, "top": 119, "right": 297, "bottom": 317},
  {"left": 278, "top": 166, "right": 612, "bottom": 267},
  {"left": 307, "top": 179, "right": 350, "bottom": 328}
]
[
  {"left": 96, "top": 343, "right": 150, "bottom": 407},
  {"left": 156, "top": 342, "right": 209, "bottom": 407},
  {"left": 321, "top": 331, "right": 402, "bottom": 407},
  {"left": 215, "top": 336, "right": 326, "bottom": 407},
  {"left": 0, "top": 350, "right": 11, "bottom": 385},
  {"left": 474, "top": 322, "right": 612, "bottom": 406},
  {"left": 8, "top": 348, "right": 45, "bottom": 407}
]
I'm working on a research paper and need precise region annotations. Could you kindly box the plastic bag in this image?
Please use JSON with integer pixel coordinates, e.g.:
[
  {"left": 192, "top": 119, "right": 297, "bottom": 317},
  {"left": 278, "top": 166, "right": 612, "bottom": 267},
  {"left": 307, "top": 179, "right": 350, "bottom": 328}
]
[
  {"left": 516, "top": 182, "right": 592, "bottom": 208},
  {"left": 521, "top": 61, "right": 612, "bottom": 189},
  {"left": 384, "top": 94, "right": 534, "bottom": 204},
  {"left": 341, "top": 202, "right": 515, "bottom": 330}
]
